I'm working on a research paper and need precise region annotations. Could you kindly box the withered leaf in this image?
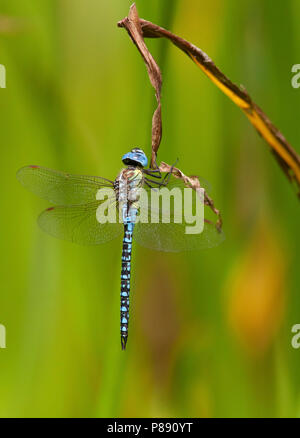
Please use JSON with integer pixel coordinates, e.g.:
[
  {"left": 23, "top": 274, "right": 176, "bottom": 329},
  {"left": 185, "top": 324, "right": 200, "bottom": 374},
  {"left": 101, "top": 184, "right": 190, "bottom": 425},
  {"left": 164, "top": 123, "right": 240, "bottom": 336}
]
[
  {"left": 159, "top": 162, "right": 222, "bottom": 230},
  {"left": 119, "top": 3, "right": 300, "bottom": 199},
  {"left": 140, "top": 17, "right": 300, "bottom": 198},
  {"left": 118, "top": 4, "right": 162, "bottom": 168},
  {"left": 119, "top": 4, "right": 223, "bottom": 230}
]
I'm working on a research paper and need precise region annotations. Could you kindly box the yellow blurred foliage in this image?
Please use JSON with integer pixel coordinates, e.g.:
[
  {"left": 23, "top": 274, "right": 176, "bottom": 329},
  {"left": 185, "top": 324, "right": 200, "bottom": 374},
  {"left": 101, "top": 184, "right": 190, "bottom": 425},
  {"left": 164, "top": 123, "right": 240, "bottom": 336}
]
[
  {"left": 227, "top": 221, "right": 288, "bottom": 357},
  {"left": 0, "top": 15, "right": 26, "bottom": 34}
]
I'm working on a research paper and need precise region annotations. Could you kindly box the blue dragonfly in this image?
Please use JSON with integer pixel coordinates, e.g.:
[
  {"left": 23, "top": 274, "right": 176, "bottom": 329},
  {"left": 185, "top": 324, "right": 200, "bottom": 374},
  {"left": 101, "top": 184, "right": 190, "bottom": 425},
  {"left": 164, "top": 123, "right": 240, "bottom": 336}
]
[{"left": 17, "top": 148, "right": 224, "bottom": 350}]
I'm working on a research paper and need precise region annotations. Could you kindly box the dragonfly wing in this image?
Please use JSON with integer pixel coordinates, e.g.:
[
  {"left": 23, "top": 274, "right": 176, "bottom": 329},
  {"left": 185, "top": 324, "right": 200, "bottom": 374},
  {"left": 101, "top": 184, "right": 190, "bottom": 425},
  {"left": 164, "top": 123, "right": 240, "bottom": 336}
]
[
  {"left": 38, "top": 201, "right": 123, "bottom": 245},
  {"left": 17, "top": 165, "right": 114, "bottom": 205},
  {"left": 135, "top": 175, "right": 224, "bottom": 252},
  {"left": 143, "top": 172, "right": 212, "bottom": 193},
  {"left": 134, "top": 221, "right": 225, "bottom": 252},
  {"left": 164, "top": 174, "right": 212, "bottom": 194}
]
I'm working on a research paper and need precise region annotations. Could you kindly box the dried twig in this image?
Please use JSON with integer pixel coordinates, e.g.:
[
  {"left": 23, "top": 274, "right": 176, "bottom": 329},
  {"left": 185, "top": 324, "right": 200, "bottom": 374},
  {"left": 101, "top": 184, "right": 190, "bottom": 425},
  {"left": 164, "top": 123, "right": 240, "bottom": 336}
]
[
  {"left": 118, "top": 3, "right": 223, "bottom": 230},
  {"left": 118, "top": 4, "right": 162, "bottom": 168},
  {"left": 119, "top": 3, "right": 300, "bottom": 199},
  {"left": 159, "top": 162, "right": 222, "bottom": 231}
]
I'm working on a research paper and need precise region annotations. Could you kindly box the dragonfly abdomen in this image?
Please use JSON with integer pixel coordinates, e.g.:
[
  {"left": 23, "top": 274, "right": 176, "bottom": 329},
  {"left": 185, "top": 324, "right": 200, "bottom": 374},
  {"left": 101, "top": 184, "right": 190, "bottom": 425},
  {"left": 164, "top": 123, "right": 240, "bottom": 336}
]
[{"left": 120, "top": 221, "right": 134, "bottom": 350}]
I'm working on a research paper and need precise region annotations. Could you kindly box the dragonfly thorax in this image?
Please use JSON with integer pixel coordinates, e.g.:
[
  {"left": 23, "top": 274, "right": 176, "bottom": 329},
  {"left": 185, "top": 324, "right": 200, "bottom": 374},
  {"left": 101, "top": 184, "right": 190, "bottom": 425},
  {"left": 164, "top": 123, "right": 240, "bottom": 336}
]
[{"left": 116, "top": 167, "right": 144, "bottom": 210}]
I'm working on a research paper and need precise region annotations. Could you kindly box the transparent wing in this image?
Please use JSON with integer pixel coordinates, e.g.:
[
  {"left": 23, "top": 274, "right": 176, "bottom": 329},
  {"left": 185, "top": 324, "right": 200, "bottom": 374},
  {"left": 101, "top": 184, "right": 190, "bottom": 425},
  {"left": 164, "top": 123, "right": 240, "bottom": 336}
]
[
  {"left": 134, "top": 221, "right": 225, "bottom": 252},
  {"left": 17, "top": 165, "right": 114, "bottom": 205},
  {"left": 162, "top": 174, "right": 212, "bottom": 194},
  {"left": 134, "top": 175, "right": 225, "bottom": 252},
  {"left": 38, "top": 201, "right": 123, "bottom": 245},
  {"left": 138, "top": 175, "right": 207, "bottom": 223}
]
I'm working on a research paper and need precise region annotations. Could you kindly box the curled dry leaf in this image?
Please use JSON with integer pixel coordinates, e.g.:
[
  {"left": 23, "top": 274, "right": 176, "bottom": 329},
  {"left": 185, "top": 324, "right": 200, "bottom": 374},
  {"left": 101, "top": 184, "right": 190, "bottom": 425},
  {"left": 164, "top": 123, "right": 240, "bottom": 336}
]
[
  {"left": 119, "top": 3, "right": 300, "bottom": 199},
  {"left": 119, "top": 3, "right": 223, "bottom": 231},
  {"left": 118, "top": 4, "right": 162, "bottom": 168},
  {"left": 159, "top": 162, "right": 223, "bottom": 231},
  {"left": 140, "top": 18, "right": 300, "bottom": 198}
]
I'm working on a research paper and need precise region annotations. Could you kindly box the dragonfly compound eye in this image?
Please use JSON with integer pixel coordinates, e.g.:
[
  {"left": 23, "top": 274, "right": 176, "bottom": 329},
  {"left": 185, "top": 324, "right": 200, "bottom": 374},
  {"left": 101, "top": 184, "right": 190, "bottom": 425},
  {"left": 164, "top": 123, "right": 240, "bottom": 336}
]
[{"left": 122, "top": 149, "right": 148, "bottom": 168}]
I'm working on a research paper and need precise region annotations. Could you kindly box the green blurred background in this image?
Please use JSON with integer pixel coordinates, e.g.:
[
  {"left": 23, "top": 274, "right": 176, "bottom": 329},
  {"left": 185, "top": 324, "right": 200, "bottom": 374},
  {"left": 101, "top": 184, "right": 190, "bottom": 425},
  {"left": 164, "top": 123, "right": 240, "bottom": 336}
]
[{"left": 0, "top": 0, "right": 299, "bottom": 418}]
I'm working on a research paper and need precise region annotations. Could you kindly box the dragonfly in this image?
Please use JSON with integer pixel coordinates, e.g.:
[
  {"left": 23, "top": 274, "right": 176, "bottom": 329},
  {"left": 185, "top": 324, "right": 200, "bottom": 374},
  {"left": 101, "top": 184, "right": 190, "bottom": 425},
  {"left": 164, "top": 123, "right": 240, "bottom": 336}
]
[{"left": 17, "top": 148, "right": 224, "bottom": 350}]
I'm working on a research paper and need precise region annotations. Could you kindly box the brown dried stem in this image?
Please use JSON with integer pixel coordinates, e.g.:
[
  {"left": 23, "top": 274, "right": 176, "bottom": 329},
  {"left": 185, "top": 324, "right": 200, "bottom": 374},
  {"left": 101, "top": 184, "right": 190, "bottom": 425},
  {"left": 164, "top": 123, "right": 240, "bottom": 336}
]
[
  {"left": 159, "top": 162, "right": 222, "bottom": 231},
  {"left": 119, "top": 3, "right": 300, "bottom": 199},
  {"left": 118, "top": 3, "right": 223, "bottom": 230},
  {"left": 118, "top": 4, "right": 162, "bottom": 168}
]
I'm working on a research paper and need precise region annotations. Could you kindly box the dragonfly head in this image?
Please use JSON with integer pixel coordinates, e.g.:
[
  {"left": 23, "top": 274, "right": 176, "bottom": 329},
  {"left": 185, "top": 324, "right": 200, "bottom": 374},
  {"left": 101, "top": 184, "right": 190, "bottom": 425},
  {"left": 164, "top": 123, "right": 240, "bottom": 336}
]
[{"left": 122, "top": 148, "right": 148, "bottom": 168}]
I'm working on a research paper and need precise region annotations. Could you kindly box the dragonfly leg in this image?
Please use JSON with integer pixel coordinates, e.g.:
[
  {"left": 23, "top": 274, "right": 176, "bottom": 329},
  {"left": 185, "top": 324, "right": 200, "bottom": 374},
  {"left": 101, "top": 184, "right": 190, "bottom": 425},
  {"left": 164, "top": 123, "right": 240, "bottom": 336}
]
[
  {"left": 143, "top": 161, "right": 163, "bottom": 179},
  {"left": 143, "top": 169, "right": 162, "bottom": 179},
  {"left": 145, "top": 158, "right": 179, "bottom": 186},
  {"left": 144, "top": 180, "right": 156, "bottom": 189},
  {"left": 144, "top": 177, "right": 161, "bottom": 185},
  {"left": 143, "top": 157, "right": 165, "bottom": 179},
  {"left": 161, "top": 158, "right": 179, "bottom": 186}
]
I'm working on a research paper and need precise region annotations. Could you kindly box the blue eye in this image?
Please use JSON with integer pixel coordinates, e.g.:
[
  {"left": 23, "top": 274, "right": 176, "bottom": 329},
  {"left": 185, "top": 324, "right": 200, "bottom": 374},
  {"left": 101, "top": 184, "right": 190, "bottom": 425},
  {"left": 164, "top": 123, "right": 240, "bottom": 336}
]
[{"left": 122, "top": 148, "right": 148, "bottom": 167}]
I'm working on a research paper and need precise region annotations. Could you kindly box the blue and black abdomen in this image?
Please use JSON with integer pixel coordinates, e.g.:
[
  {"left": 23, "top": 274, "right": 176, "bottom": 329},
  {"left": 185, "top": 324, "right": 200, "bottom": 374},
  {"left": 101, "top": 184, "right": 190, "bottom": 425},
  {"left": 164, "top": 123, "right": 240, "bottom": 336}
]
[
  {"left": 117, "top": 166, "right": 143, "bottom": 350},
  {"left": 120, "top": 221, "right": 134, "bottom": 350}
]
